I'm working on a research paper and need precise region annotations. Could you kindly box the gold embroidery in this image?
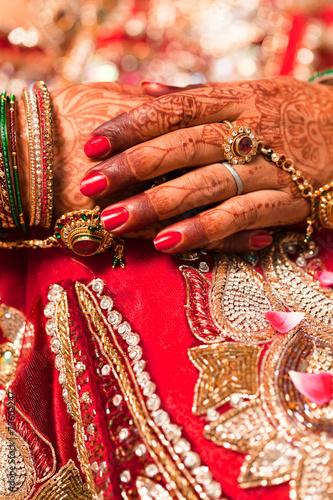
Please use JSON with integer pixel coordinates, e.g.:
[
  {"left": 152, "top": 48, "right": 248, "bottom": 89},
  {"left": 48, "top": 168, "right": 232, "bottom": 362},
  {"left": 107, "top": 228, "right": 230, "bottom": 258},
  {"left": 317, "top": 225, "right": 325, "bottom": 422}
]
[
  {"left": 75, "top": 281, "right": 207, "bottom": 500},
  {"left": 188, "top": 343, "right": 262, "bottom": 415},
  {"left": 261, "top": 233, "right": 333, "bottom": 336},
  {"left": 203, "top": 400, "right": 275, "bottom": 452},
  {"left": 32, "top": 459, "right": 92, "bottom": 499},
  {"left": 54, "top": 292, "right": 96, "bottom": 498},
  {"left": 0, "top": 417, "right": 36, "bottom": 499},
  {"left": 211, "top": 254, "right": 284, "bottom": 343},
  {"left": 0, "top": 304, "right": 26, "bottom": 386},
  {"left": 239, "top": 435, "right": 299, "bottom": 488},
  {"left": 136, "top": 476, "right": 174, "bottom": 499},
  {"left": 290, "top": 449, "right": 333, "bottom": 500}
]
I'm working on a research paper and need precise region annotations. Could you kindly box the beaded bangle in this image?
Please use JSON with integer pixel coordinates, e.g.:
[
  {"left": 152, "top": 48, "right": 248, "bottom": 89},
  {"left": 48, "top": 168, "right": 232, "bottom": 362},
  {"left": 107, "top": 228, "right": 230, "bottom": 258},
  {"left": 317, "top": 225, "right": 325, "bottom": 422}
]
[
  {"left": 308, "top": 69, "right": 333, "bottom": 84},
  {"left": 22, "top": 88, "right": 37, "bottom": 226},
  {"left": 0, "top": 134, "right": 11, "bottom": 228},
  {"left": 9, "top": 95, "right": 26, "bottom": 233},
  {"left": 28, "top": 89, "right": 43, "bottom": 226},
  {"left": 34, "top": 81, "right": 54, "bottom": 229},
  {"left": 0, "top": 92, "right": 19, "bottom": 228}
]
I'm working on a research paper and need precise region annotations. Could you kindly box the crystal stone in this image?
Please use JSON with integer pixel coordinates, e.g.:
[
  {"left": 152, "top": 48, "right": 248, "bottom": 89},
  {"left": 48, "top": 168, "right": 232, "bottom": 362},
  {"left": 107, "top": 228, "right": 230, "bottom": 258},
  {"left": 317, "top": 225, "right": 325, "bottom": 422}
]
[
  {"left": 44, "top": 302, "right": 56, "bottom": 318},
  {"left": 237, "top": 136, "right": 252, "bottom": 156},
  {"left": 71, "top": 235, "right": 102, "bottom": 256},
  {"left": 100, "top": 296, "right": 113, "bottom": 310}
]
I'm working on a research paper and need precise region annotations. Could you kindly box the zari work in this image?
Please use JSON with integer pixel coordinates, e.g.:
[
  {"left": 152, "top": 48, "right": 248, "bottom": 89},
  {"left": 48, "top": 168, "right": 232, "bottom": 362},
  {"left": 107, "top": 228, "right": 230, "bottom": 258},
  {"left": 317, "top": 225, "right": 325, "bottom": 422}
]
[
  {"left": 43, "top": 279, "right": 222, "bottom": 500},
  {"left": 181, "top": 233, "right": 333, "bottom": 500},
  {"left": 3, "top": 232, "right": 333, "bottom": 499}
]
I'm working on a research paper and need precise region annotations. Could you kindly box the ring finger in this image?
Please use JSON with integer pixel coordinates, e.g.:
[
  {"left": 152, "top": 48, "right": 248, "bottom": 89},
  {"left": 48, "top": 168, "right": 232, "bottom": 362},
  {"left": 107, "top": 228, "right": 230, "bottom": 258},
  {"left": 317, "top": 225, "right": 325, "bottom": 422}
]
[
  {"left": 99, "top": 158, "right": 289, "bottom": 234},
  {"left": 80, "top": 122, "right": 273, "bottom": 198}
]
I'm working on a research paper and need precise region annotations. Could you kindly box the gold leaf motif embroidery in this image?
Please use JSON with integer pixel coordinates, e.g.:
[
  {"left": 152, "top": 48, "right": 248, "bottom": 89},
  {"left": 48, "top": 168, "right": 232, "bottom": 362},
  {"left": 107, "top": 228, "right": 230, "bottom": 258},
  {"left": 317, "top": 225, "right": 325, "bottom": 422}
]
[
  {"left": 188, "top": 343, "right": 262, "bottom": 415},
  {"left": 136, "top": 476, "right": 174, "bottom": 499},
  {"left": 211, "top": 254, "right": 284, "bottom": 343},
  {"left": 0, "top": 417, "right": 36, "bottom": 499},
  {"left": 203, "top": 400, "right": 275, "bottom": 453},
  {"left": 239, "top": 436, "right": 299, "bottom": 488},
  {"left": 290, "top": 449, "right": 333, "bottom": 500},
  {"left": 32, "top": 460, "right": 92, "bottom": 499},
  {"left": 261, "top": 233, "right": 333, "bottom": 336}
]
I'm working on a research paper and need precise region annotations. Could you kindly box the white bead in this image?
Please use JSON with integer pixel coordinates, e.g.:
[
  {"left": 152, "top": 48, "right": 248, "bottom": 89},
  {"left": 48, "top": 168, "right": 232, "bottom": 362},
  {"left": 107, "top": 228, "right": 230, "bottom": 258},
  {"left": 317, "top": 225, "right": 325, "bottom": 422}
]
[
  {"left": 145, "top": 464, "right": 159, "bottom": 477},
  {"left": 101, "top": 365, "right": 111, "bottom": 376}
]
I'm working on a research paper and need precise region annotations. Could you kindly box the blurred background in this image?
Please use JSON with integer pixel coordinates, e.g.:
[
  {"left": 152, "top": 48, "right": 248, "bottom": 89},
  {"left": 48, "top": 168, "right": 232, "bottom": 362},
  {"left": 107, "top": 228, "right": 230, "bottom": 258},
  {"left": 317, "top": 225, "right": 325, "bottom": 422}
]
[{"left": 1, "top": 0, "right": 333, "bottom": 94}]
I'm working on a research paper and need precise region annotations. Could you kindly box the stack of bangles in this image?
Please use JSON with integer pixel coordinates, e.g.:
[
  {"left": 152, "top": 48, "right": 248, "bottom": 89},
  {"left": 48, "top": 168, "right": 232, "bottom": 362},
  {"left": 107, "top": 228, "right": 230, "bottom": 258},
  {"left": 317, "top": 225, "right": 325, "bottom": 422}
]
[
  {"left": 0, "top": 81, "right": 125, "bottom": 265},
  {"left": 0, "top": 76, "right": 332, "bottom": 260}
]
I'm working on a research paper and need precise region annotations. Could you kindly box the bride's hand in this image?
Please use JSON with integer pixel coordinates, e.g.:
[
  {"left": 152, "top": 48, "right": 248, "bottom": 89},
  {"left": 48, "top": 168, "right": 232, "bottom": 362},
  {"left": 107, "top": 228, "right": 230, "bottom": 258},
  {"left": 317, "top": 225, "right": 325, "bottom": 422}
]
[
  {"left": 18, "top": 82, "right": 151, "bottom": 219},
  {"left": 79, "top": 76, "right": 333, "bottom": 253}
]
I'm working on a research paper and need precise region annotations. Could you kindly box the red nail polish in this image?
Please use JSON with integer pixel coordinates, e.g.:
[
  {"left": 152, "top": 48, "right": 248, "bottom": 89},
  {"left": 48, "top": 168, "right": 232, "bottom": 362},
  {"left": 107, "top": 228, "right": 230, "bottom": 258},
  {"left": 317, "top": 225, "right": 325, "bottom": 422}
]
[
  {"left": 250, "top": 232, "right": 273, "bottom": 249},
  {"left": 84, "top": 135, "right": 111, "bottom": 158},
  {"left": 154, "top": 231, "right": 182, "bottom": 251},
  {"left": 101, "top": 207, "right": 129, "bottom": 232},
  {"left": 80, "top": 172, "right": 107, "bottom": 197}
]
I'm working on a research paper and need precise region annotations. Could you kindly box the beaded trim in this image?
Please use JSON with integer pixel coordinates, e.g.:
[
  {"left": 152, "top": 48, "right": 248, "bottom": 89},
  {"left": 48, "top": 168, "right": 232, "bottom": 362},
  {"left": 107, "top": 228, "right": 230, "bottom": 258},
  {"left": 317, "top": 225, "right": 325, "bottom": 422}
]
[
  {"left": 22, "top": 88, "right": 37, "bottom": 227},
  {"left": 43, "top": 285, "right": 97, "bottom": 498},
  {"left": 28, "top": 89, "right": 43, "bottom": 226},
  {"left": 43, "top": 280, "right": 224, "bottom": 500},
  {"left": 34, "top": 81, "right": 54, "bottom": 229}
]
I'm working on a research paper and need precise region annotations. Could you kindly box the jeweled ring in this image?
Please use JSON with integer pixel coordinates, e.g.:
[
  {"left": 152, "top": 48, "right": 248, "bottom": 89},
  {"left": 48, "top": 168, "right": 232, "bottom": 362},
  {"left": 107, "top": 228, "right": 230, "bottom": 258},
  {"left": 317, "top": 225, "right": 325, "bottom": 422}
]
[{"left": 222, "top": 120, "right": 259, "bottom": 165}]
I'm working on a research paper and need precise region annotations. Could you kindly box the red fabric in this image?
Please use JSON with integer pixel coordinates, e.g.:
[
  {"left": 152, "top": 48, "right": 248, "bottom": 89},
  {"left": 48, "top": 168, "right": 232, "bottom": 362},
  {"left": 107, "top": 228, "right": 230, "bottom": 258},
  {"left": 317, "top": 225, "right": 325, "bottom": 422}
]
[{"left": 2, "top": 234, "right": 333, "bottom": 499}]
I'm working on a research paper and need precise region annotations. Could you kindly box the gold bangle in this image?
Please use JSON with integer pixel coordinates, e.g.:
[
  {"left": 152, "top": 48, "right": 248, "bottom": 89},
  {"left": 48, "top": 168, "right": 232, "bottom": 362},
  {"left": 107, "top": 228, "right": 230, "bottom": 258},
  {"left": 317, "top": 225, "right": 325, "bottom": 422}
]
[{"left": 22, "top": 88, "right": 37, "bottom": 226}]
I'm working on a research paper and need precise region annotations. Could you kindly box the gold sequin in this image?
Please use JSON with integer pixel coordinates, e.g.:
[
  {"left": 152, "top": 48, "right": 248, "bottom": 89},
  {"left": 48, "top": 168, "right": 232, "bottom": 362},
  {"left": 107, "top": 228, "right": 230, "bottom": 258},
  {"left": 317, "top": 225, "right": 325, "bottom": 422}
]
[{"left": 188, "top": 343, "right": 262, "bottom": 415}]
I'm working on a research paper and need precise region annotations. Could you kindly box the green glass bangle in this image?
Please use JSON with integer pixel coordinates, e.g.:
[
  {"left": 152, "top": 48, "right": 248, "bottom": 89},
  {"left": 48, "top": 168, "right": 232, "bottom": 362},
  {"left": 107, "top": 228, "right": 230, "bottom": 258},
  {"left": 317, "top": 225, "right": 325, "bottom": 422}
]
[
  {"left": 0, "top": 91, "right": 19, "bottom": 228},
  {"left": 9, "top": 95, "right": 26, "bottom": 233},
  {"left": 308, "top": 69, "right": 333, "bottom": 84}
]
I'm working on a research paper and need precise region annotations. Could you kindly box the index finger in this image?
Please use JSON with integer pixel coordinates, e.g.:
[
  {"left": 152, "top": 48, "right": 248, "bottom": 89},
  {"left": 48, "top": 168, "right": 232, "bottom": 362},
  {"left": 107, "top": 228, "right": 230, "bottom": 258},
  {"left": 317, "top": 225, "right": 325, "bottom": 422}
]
[{"left": 84, "top": 84, "right": 253, "bottom": 159}]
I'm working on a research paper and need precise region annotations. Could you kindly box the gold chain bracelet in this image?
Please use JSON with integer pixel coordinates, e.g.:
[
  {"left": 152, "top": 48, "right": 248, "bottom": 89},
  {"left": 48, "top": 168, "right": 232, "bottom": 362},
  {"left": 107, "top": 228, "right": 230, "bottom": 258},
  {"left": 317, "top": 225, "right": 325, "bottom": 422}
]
[
  {"left": 259, "top": 143, "right": 332, "bottom": 249},
  {"left": 0, "top": 207, "right": 125, "bottom": 266}
]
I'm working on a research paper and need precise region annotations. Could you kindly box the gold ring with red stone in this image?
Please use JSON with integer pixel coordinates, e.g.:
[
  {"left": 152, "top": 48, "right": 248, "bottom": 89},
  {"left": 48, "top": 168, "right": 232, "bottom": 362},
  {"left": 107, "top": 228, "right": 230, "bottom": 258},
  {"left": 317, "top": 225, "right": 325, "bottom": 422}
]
[{"left": 222, "top": 121, "right": 259, "bottom": 165}]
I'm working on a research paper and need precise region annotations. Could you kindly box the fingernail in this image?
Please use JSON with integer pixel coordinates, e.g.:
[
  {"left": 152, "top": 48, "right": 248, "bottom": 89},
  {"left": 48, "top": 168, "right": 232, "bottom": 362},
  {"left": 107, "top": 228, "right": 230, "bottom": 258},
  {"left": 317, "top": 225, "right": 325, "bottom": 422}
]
[
  {"left": 250, "top": 232, "right": 273, "bottom": 249},
  {"left": 154, "top": 231, "right": 182, "bottom": 251},
  {"left": 80, "top": 172, "right": 108, "bottom": 197},
  {"left": 84, "top": 135, "right": 111, "bottom": 158},
  {"left": 101, "top": 207, "right": 130, "bottom": 232}
]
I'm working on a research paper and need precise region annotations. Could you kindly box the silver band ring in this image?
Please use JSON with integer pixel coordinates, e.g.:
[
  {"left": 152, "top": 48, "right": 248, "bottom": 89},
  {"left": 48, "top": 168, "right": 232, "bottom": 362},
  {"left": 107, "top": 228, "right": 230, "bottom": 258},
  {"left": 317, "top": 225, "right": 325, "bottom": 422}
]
[{"left": 221, "top": 161, "right": 244, "bottom": 195}]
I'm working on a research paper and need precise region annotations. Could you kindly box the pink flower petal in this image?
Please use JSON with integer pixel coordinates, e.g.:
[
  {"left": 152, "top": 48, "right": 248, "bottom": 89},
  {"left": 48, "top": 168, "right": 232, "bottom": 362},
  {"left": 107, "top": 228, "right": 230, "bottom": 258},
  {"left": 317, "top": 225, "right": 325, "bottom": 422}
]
[
  {"left": 318, "top": 270, "right": 333, "bottom": 287},
  {"left": 265, "top": 311, "right": 305, "bottom": 333},
  {"left": 289, "top": 370, "right": 333, "bottom": 406}
]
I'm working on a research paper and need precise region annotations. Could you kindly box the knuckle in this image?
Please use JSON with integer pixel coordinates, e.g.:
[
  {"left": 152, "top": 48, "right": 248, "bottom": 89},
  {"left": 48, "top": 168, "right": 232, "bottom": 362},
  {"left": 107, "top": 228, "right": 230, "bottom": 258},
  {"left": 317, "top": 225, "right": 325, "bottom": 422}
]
[
  {"left": 232, "top": 197, "right": 258, "bottom": 229},
  {"left": 186, "top": 169, "right": 222, "bottom": 203}
]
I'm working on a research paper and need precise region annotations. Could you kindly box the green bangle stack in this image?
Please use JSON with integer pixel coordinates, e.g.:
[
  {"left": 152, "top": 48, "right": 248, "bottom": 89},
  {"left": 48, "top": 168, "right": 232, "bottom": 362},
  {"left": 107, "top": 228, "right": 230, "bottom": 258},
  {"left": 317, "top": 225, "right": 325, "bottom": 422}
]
[
  {"left": 0, "top": 92, "right": 19, "bottom": 228},
  {"left": 0, "top": 91, "right": 26, "bottom": 232}
]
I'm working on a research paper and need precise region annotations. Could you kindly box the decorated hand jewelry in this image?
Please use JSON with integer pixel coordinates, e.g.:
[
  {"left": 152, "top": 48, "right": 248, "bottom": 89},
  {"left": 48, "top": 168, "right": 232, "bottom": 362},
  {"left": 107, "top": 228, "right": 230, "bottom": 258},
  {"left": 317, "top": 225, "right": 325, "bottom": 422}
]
[
  {"left": 222, "top": 119, "right": 332, "bottom": 250},
  {"left": 0, "top": 82, "right": 125, "bottom": 264}
]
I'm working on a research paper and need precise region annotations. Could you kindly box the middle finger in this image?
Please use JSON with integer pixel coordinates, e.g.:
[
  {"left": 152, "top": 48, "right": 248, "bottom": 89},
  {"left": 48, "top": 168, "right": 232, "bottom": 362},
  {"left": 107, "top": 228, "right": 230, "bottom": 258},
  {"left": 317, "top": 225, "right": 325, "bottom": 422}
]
[{"left": 80, "top": 122, "right": 233, "bottom": 197}]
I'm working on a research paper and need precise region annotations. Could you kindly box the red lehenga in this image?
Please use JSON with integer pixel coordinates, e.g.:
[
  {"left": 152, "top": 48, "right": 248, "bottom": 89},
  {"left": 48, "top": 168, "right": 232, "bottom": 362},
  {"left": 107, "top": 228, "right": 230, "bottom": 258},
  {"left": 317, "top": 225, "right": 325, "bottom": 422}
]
[{"left": 1, "top": 229, "right": 333, "bottom": 500}]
